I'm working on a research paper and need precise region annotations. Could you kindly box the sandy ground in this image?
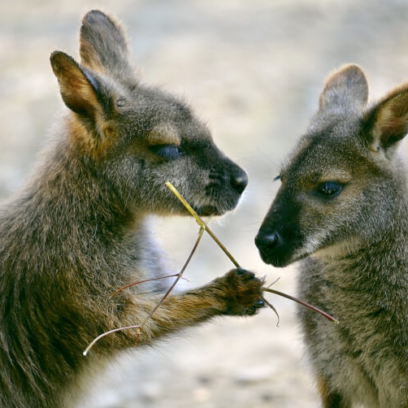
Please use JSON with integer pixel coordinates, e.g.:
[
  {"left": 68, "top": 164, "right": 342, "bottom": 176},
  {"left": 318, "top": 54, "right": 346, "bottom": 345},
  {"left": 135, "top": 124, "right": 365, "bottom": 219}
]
[{"left": 1, "top": 0, "right": 408, "bottom": 406}]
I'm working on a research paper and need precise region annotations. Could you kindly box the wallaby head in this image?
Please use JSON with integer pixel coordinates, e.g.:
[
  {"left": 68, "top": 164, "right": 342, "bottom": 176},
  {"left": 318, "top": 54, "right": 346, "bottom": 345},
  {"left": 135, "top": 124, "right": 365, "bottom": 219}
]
[
  {"left": 255, "top": 64, "right": 408, "bottom": 267},
  {"left": 50, "top": 10, "right": 247, "bottom": 219}
]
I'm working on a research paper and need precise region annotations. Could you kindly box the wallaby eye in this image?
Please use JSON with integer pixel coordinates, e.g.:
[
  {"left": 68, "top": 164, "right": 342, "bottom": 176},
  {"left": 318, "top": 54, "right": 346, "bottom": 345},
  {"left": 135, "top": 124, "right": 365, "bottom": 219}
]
[
  {"left": 150, "top": 145, "right": 184, "bottom": 161},
  {"left": 317, "top": 181, "right": 343, "bottom": 197},
  {"left": 116, "top": 98, "right": 126, "bottom": 108}
]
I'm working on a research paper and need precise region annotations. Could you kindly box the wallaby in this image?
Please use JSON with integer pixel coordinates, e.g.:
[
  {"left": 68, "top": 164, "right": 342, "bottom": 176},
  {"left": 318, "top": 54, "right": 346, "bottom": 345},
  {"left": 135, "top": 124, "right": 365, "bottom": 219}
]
[
  {"left": 0, "top": 10, "right": 265, "bottom": 408},
  {"left": 255, "top": 64, "right": 408, "bottom": 407}
]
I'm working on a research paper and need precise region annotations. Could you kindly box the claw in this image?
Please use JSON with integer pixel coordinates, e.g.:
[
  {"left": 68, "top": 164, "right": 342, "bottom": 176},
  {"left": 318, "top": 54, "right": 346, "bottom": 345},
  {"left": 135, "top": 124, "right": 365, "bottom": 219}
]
[{"left": 255, "top": 298, "right": 265, "bottom": 307}]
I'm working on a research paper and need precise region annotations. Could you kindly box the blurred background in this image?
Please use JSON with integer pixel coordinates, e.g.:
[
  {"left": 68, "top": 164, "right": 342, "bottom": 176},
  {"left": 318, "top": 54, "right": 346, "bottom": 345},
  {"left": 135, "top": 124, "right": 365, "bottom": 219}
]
[{"left": 1, "top": 0, "right": 408, "bottom": 407}]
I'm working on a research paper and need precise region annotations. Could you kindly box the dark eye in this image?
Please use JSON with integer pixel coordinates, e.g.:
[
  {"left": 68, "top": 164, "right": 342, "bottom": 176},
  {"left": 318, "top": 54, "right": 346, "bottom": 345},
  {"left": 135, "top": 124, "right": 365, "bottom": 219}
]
[
  {"left": 116, "top": 98, "right": 126, "bottom": 108},
  {"left": 317, "top": 181, "right": 343, "bottom": 197},
  {"left": 150, "top": 145, "right": 184, "bottom": 161}
]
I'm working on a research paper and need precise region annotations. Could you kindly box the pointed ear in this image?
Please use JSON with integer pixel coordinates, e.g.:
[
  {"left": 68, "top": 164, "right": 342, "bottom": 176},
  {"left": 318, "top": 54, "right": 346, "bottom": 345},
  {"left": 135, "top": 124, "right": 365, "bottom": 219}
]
[
  {"left": 50, "top": 51, "right": 104, "bottom": 121},
  {"left": 363, "top": 84, "right": 408, "bottom": 153},
  {"left": 80, "top": 10, "right": 132, "bottom": 77},
  {"left": 319, "top": 64, "right": 369, "bottom": 114}
]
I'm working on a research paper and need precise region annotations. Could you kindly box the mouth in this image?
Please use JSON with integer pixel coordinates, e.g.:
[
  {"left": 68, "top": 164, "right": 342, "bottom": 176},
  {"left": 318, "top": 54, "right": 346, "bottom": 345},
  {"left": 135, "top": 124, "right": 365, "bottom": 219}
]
[
  {"left": 258, "top": 248, "right": 308, "bottom": 268},
  {"left": 192, "top": 205, "right": 223, "bottom": 217},
  {"left": 258, "top": 249, "right": 288, "bottom": 267}
]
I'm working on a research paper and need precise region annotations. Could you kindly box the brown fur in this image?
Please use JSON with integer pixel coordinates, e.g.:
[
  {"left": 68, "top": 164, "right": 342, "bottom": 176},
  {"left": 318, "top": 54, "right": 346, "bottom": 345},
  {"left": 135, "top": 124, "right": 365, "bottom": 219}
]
[
  {"left": 256, "top": 64, "right": 408, "bottom": 407},
  {"left": 0, "top": 10, "right": 264, "bottom": 408}
]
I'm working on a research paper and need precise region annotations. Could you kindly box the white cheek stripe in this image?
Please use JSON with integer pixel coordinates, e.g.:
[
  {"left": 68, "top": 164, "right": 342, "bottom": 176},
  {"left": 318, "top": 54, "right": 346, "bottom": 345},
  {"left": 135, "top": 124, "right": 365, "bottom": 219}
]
[
  {"left": 293, "top": 229, "right": 329, "bottom": 260},
  {"left": 294, "top": 226, "right": 362, "bottom": 261}
]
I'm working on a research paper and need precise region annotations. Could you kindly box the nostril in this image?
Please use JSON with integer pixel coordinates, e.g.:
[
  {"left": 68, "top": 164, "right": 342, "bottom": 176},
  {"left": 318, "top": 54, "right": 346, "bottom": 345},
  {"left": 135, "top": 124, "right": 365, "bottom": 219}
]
[
  {"left": 230, "top": 172, "right": 248, "bottom": 194},
  {"left": 255, "top": 232, "right": 280, "bottom": 251}
]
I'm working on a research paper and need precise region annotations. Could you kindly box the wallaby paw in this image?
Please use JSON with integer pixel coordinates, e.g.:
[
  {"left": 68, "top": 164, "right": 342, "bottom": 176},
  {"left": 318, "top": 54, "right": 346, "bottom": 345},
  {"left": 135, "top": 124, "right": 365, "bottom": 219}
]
[{"left": 217, "top": 268, "right": 265, "bottom": 316}]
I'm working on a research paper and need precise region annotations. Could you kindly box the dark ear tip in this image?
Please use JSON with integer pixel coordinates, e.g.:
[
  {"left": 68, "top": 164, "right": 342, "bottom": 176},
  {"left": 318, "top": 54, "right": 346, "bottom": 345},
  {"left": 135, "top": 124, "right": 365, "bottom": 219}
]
[
  {"left": 50, "top": 51, "right": 73, "bottom": 65},
  {"left": 340, "top": 64, "right": 367, "bottom": 81},
  {"left": 50, "top": 51, "right": 64, "bottom": 70},
  {"left": 325, "top": 64, "right": 367, "bottom": 86},
  {"left": 340, "top": 63, "right": 364, "bottom": 74},
  {"left": 50, "top": 51, "right": 79, "bottom": 74},
  {"left": 50, "top": 50, "right": 63, "bottom": 61},
  {"left": 82, "top": 9, "right": 110, "bottom": 24}
]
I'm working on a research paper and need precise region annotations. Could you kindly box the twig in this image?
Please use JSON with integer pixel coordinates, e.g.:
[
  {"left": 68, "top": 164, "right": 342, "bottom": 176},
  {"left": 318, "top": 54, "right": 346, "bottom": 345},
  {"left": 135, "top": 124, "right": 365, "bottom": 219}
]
[
  {"left": 83, "top": 227, "right": 205, "bottom": 356},
  {"left": 137, "top": 227, "right": 205, "bottom": 332},
  {"left": 83, "top": 325, "right": 141, "bottom": 356},
  {"left": 110, "top": 274, "right": 189, "bottom": 299},
  {"left": 262, "top": 296, "right": 280, "bottom": 327},
  {"left": 267, "top": 277, "right": 280, "bottom": 288},
  {"left": 165, "top": 182, "right": 240, "bottom": 268},
  {"left": 263, "top": 288, "right": 339, "bottom": 324}
]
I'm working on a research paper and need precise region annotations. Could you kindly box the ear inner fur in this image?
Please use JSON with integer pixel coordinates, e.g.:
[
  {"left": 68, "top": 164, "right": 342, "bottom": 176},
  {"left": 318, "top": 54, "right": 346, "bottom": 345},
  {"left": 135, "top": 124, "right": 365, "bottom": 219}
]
[
  {"left": 364, "top": 84, "right": 408, "bottom": 151},
  {"left": 50, "top": 51, "right": 103, "bottom": 121}
]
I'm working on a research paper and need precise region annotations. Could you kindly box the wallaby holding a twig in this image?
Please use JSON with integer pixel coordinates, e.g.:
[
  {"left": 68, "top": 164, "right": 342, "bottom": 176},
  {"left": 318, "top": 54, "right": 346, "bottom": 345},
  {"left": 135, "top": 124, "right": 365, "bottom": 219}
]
[
  {"left": 255, "top": 64, "right": 408, "bottom": 407},
  {"left": 0, "top": 10, "right": 264, "bottom": 408}
]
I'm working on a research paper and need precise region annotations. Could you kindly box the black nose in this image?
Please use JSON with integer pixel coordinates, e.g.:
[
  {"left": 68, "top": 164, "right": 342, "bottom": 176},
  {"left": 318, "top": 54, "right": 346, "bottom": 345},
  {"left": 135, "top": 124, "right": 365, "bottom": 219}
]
[
  {"left": 255, "top": 232, "right": 280, "bottom": 252},
  {"left": 230, "top": 171, "right": 248, "bottom": 194}
]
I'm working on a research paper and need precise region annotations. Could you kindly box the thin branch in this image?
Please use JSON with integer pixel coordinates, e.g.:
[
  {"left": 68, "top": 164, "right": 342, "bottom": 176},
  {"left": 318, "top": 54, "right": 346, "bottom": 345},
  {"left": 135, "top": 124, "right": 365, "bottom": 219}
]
[
  {"left": 83, "top": 227, "right": 205, "bottom": 356},
  {"left": 262, "top": 296, "right": 280, "bottom": 327},
  {"left": 263, "top": 287, "right": 339, "bottom": 324},
  {"left": 83, "top": 325, "right": 142, "bottom": 356},
  {"left": 138, "top": 227, "right": 205, "bottom": 329},
  {"left": 166, "top": 182, "right": 240, "bottom": 268},
  {"left": 267, "top": 277, "right": 281, "bottom": 288},
  {"left": 110, "top": 274, "right": 188, "bottom": 299}
]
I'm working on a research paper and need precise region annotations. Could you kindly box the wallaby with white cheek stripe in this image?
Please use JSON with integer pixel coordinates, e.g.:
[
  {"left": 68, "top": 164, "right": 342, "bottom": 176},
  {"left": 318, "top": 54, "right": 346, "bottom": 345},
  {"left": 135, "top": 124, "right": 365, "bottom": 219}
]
[
  {"left": 0, "top": 10, "right": 264, "bottom": 408},
  {"left": 256, "top": 64, "right": 408, "bottom": 407}
]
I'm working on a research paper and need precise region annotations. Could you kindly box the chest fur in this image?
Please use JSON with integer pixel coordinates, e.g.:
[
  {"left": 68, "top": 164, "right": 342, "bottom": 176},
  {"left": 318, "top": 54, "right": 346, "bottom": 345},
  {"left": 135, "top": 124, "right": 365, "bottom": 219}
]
[{"left": 297, "top": 253, "right": 408, "bottom": 404}]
